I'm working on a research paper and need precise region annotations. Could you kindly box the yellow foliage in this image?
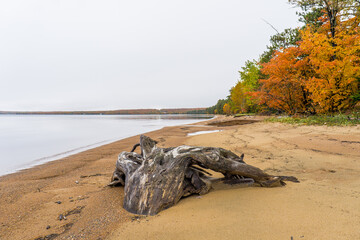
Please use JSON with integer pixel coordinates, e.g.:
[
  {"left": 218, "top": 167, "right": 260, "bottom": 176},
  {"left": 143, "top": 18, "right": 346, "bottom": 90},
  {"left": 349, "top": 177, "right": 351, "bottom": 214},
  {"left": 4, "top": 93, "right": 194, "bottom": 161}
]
[
  {"left": 300, "top": 25, "right": 360, "bottom": 112},
  {"left": 223, "top": 103, "right": 231, "bottom": 115}
]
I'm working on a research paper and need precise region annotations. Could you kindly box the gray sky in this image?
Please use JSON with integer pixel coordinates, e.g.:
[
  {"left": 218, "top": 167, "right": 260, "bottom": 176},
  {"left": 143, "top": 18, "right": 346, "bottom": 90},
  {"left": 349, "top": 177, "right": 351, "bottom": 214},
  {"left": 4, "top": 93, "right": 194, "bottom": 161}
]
[{"left": 0, "top": 0, "right": 300, "bottom": 111}]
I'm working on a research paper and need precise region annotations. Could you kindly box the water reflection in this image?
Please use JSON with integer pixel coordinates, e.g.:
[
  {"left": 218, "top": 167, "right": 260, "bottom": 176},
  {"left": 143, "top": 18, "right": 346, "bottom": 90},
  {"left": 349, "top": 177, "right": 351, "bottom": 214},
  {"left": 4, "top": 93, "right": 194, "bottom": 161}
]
[{"left": 0, "top": 114, "right": 213, "bottom": 176}]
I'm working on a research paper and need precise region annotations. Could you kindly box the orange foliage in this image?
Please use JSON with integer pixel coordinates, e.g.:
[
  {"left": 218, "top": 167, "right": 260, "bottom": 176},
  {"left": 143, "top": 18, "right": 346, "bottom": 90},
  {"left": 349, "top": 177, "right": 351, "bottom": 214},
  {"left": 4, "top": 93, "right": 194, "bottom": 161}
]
[
  {"left": 256, "top": 47, "right": 312, "bottom": 114},
  {"left": 255, "top": 16, "right": 360, "bottom": 114},
  {"left": 300, "top": 26, "right": 360, "bottom": 113}
]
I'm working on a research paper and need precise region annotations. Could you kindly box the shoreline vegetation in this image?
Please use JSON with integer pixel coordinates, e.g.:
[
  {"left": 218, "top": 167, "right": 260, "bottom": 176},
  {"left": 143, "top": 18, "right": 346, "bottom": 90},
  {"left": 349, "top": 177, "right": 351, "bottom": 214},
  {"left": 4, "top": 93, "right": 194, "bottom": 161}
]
[
  {"left": 206, "top": 1, "right": 360, "bottom": 118},
  {"left": 1, "top": 116, "right": 359, "bottom": 239},
  {"left": 265, "top": 113, "right": 360, "bottom": 126}
]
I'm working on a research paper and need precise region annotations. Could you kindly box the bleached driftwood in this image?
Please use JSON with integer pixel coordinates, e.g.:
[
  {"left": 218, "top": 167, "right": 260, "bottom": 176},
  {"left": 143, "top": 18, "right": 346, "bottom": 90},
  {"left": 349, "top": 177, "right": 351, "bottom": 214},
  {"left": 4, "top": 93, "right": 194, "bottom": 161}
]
[{"left": 110, "top": 135, "right": 298, "bottom": 215}]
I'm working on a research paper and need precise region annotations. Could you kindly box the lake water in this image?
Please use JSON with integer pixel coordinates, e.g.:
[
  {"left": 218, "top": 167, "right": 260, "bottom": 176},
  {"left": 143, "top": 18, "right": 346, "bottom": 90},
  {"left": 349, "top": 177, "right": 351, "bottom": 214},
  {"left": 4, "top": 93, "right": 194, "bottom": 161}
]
[{"left": 0, "top": 114, "right": 212, "bottom": 176}]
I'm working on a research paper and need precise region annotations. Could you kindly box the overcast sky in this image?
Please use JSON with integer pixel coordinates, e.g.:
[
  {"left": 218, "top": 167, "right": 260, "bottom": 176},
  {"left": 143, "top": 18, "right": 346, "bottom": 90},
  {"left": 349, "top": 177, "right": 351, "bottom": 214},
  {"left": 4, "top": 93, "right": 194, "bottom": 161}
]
[{"left": 0, "top": 0, "right": 300, "bottom": 111}]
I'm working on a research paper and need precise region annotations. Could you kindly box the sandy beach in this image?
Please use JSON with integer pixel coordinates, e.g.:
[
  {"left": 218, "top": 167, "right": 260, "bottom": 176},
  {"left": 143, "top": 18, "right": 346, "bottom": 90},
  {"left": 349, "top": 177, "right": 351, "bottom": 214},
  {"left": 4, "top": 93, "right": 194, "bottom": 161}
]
[{"left": 0, "top": 116, "right": 359, "bottom": 240}]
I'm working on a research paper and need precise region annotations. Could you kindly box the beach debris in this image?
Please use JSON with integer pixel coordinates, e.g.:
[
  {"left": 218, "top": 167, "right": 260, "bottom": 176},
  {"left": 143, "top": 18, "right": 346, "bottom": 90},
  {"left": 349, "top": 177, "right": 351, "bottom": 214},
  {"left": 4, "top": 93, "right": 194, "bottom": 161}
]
[
  {"left": 46, "top": 225, "right": 51, "bottom": 229},
  {"left": 75, "top": 181, "right": 79, "bottom": 184},
  {"left": 131, "top": 215, "right": 143, "bottom": 222},
  {"left": 65, "top": 206, "right": 85, "bottom": 216},
  {"left": 76, "top": 195, "right": 89, "bottom": 201},
  {"left": 34, "top": 233, "right": 59, "bottom": 240},
  {"left": 109, "top": 135, "right": 299, "bottom": 216},
  {"left": 207, "top": 119, "right": 258, "bottom": 127},
  {"left": 58, "top": 214, "right": 66, "bottom": 221},
  {"left": 80, "top": 173, "right": 104, "bottom": 178},
  {"left": 55, "top": 201, "right": 62, "bottom": 204},
  {"left": 63, "top": 223, "right": 74, "bottom": 232}
]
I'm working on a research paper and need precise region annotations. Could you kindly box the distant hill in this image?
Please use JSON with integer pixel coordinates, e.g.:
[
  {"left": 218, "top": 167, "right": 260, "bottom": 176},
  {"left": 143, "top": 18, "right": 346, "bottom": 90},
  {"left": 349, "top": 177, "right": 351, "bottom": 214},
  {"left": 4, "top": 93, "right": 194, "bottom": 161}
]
[{"left": 0, "top": 108, "right": 207, "bottom": 115}]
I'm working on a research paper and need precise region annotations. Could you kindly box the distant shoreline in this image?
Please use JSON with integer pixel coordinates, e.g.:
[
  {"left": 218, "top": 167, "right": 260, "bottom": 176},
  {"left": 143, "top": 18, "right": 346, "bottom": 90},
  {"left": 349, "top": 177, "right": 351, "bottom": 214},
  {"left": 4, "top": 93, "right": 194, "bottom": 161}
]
[{"left": 0, "top": 107, "right": 207, "bottom": 115}]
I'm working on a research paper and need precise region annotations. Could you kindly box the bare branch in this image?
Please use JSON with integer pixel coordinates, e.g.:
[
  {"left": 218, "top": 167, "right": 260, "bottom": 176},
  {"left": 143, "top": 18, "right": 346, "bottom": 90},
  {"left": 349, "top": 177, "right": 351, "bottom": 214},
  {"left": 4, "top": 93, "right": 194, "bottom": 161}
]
[{"left": 261, "top": 18, "right": 280, "bottom": 33}]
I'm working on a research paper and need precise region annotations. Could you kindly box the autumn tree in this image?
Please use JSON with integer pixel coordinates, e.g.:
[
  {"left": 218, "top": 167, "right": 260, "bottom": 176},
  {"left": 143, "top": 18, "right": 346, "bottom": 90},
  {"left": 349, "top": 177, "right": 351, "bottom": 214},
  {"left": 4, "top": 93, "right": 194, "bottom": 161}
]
[
  {"left": 229, "top": 60, "right": 262, "bottom": 113},
  {"left": 300, "top": 25, "right": 360, "bottom": 112},
  {"left": 256, "top": 46, "right": 315, "bottom": 114},
  {"left": 223, "top": 103, "right": 231, "bottom": 115},
  {"left": 257, "top": 15, "right": 360, "bottom": 114},
  {"left": 287, "top": 0, "right": 360, "bottom": 112},
  {"left": 230, "top": 82, "right": 247, "bottom": 113},
  {"left": 209, "top": 0, "right": 360, "bottom": 115}
]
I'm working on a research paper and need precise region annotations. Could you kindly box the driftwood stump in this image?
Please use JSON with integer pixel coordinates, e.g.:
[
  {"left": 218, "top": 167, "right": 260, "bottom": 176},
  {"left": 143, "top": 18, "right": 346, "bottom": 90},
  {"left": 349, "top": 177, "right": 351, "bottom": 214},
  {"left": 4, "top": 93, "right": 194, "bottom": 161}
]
[{"left": 110, "top": 135, "right": 298, "bottom": 215}]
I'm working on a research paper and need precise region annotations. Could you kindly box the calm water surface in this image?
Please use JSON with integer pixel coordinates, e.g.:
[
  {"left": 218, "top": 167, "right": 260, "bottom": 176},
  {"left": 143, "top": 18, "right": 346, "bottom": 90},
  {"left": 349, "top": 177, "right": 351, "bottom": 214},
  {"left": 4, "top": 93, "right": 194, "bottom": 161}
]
[{"left": 0, "top": 114, "right": 212, "bottom": 176}]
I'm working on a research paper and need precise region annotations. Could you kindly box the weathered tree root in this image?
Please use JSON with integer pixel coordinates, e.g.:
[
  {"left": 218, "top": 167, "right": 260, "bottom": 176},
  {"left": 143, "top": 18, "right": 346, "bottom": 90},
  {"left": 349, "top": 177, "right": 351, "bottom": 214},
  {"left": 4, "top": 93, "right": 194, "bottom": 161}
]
[{"left": 110, "top": 135, "right": 299, "bottom": 215}]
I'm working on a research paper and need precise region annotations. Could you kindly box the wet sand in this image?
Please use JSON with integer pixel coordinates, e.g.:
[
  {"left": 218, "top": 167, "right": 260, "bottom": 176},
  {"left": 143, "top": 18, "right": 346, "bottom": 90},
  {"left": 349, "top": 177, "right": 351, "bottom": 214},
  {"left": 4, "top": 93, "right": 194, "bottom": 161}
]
[{"left": 1, "top": 117, "right": 359, "bottom": 239}]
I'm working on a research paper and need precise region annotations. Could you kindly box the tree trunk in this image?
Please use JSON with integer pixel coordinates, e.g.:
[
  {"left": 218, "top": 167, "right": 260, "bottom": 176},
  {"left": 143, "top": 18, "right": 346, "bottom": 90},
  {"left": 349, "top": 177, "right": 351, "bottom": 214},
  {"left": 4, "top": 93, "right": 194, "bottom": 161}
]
[{"left": 109, "top": 135, "right": 298, "bottom": 216}]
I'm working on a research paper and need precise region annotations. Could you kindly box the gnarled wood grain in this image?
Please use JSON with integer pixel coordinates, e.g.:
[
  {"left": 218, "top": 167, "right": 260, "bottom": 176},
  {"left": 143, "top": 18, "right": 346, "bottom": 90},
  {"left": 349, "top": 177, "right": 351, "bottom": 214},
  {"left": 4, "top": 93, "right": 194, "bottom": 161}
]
[{"left": 110, "top": 135, "right": 298, "bottom": 215}]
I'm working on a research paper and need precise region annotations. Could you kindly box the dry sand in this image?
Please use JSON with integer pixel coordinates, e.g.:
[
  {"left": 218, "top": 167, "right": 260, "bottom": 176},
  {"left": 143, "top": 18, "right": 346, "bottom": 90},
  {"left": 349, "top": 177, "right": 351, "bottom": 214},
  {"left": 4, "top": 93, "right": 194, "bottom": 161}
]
[{"left": 0, "top": 116, "right": 359, "bottom": 240}]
